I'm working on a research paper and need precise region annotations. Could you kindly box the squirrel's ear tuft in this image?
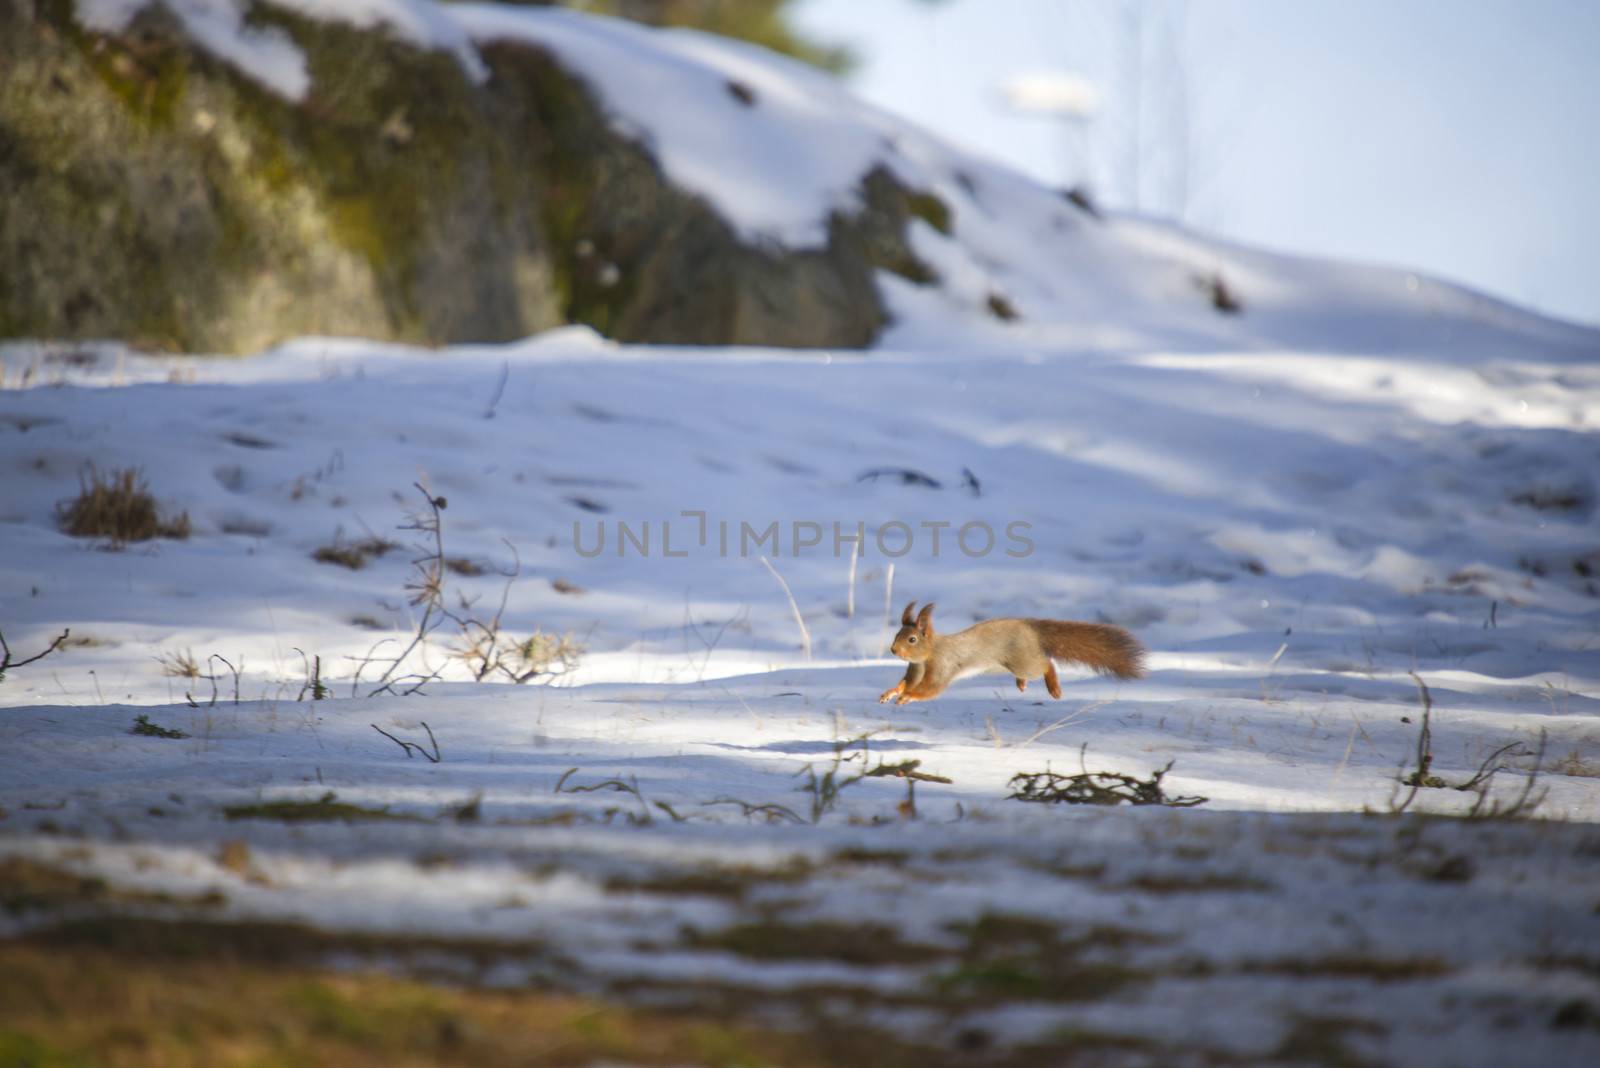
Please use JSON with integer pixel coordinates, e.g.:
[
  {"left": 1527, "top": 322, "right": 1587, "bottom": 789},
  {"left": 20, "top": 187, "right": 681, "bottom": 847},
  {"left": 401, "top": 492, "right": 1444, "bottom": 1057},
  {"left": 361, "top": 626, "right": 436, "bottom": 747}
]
[
  {"left": 901, "top": 600, "right": 918, "bottom": 626},
  {"left": 916, "top": 603, "right": 936, "bottom": 630}
]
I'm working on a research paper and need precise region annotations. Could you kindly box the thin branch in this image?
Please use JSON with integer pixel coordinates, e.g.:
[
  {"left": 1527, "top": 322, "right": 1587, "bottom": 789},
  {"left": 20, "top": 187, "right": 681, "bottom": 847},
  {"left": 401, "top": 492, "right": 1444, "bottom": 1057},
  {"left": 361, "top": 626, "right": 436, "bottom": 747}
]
[
  {"left": 703, "top": 797, "right": 807, "bottom": 824},
  {"left": 879, "top": 562, "right": 895, "bottom": 657},
  {"left": 0, "top": 627, "right": 71, "bottom": 678},
  {"left": 370, "top": 721, "right": 441, "bottom": 763},
  {"left": 758, "top": 555, "right": 811, "bottom": 661},
  {"left": 1012, "top": 699, "right": 1111, "bottom": 749},
  {"left": 370, "top": 483, "right": 448, "bottom": 693},
  {"left": 862, "top": 758, "right": 953, "bottom": 784},
  {"left": 209, "top": 654, "right": 241, "bottom": 705},
  {"left": 483, "top": 361, "right": 510, "bottom": 420},
  {"left": 1454, "top": 740, "right": 1527, "bottom": 792},
  {"left": 1392, "top": 672, "right": 1440, "bottom": 813},
  {"left": 845, "top": 534, "right": 859, "bottom": 621}
]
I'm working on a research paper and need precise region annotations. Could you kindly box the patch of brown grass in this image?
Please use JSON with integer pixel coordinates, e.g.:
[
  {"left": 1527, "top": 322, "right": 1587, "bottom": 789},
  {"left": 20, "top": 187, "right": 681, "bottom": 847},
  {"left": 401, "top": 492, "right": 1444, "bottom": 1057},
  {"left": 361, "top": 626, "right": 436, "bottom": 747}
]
[
  {"left": 930, "top": 913, "right": 1164, "bottom": 1005},
  {"left": 312, "top": 535, "right": 399, "bottom": 570},
  {"left": 1274, "top": 1014, "right": 1387, "bottom": 1068},
  {"left": 57, "top": 466, "right": 190, "bottom": 545},
  {"left": 1554, "top": 749, "right": 1600, "bottom": 778},
  {"left": 0, "top": 936, "right": 824, "bottom": 1068},
  {"left": 986, "top": 292, "right": 1020, "bottom": 322},
  {"left": 0, "top": 857, "right": 222, "bottom": 915},
  {"left": 223, "top": 791, "right": 417, "bottom": 824}
]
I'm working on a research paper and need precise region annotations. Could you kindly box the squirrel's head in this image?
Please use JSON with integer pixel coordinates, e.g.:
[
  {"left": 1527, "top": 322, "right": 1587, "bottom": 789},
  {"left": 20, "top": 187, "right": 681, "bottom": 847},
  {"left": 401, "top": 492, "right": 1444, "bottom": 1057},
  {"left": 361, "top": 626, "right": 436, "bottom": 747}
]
[{"left": 890, "top": 601, "right": 936, "bottom": 662}]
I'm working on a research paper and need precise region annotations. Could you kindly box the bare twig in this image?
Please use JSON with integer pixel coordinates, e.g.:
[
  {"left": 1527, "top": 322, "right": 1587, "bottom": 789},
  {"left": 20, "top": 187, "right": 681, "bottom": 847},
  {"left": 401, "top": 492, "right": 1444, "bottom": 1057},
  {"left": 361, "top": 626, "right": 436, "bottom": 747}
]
[
  {"left": 1392, "top": 672, "right": 1442, "bottom": 814},
  {"left": 371, "top": 721, "right": 441, "bottom": 763},
  {"left": 294, "top": 649, "right": 328, "bottom": 702},
  {"left": 1010, "top": 699, "right": 1111, "bottom": 749},
  {"left": 483, "top": 361, "right": 510, "bottom": 420},
  {"left": 554, "top": 768, "right": 652, "bottom": 823},
  {"left": 345, "top": 637, "right": 397, "bottom": 697},
  {"left": 845, "top": 534, "right": 859, "bottom": 621},
  {"left": 684, "top": 601, "right": 743, "bottom": 683},
  {"left": 1467, "top": 730, "right": 1548, "bottom": 819},
  {"left": 368, "top": 484, "right": 579, "bottom": 694},
  {"left": 758, "top": 555, "right": 811, "bottom": 661},
  {"left": 879, "top": 563, "right": 895, "bottom": 657},
  {"left": 369, "top": 483, "right": 449, "bottom": 694},
  {"left": 1393, "top": 673, "right": 1546, "bottom": 818},
  {"left": 703, "top": 797, "right": 806, "bottom": 824},
  {"left": 794, "top": 727, "right": 884, "bottom": 822},
  {"left": 209, "top": 654, "right": 241, "bottom": 705},
  {"left": 862, "top": 758, "right": 952, "bottom": 784},
  {"left": 654, "top": 800, "right": 689, "bottom": 823},
  {"left": 1454, "top": 741, "right": 1527, "bottom": 792},
  {"left": 0, "top": 627, "right": 71, "bottom": 681}
]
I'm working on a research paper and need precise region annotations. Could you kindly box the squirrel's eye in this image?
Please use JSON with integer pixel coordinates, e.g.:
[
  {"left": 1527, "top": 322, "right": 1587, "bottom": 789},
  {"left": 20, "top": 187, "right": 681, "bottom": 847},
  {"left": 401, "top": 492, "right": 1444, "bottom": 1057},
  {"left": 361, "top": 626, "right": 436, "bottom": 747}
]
[{"left": 907, "top": 635, "right": 917, "bottom": 644}]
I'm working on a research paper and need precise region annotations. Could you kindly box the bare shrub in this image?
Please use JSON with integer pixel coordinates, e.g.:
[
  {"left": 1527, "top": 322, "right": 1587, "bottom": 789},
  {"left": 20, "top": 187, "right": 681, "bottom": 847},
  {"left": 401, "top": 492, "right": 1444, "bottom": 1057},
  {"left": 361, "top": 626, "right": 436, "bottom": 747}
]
[
  {"left": 361, "top": 484, "right": 581, "bottom": 695},
  {"left": 1009, "top": 746, "right": 1207, "bottom": 807},
  {"left": 1391, "top": 673, "right": 1548, "bottom": 818}
]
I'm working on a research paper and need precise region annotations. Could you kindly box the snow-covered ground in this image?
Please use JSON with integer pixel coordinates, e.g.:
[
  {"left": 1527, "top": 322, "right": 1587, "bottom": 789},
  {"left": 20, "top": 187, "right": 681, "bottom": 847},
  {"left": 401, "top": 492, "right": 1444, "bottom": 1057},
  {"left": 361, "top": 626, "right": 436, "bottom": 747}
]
[{"left": 4, "top": 2, "right": 1600, "bottom": 1064}]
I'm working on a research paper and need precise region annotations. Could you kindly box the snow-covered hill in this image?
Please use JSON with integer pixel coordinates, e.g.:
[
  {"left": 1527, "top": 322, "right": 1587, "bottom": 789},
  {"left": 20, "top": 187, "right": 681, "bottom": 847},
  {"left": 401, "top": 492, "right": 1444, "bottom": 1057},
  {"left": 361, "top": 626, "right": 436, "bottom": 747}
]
[{"left": 3, "top": 3, "right": 1599, "bottom": 1065}]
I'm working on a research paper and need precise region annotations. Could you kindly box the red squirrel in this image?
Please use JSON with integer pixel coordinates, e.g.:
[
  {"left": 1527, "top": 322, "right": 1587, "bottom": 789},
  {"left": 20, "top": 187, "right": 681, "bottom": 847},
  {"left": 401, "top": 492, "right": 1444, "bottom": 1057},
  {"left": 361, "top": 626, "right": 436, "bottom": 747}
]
[{"left": 879, "top": 601, "right": 1144, "bottom": 704}]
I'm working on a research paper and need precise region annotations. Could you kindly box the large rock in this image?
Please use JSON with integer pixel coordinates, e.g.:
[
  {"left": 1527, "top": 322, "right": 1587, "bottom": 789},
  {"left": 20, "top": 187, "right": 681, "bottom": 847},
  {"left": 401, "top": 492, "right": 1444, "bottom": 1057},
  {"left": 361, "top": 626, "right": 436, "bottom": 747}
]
[{"left": 0, "top": 0, "right": 939, "bottom": 351}]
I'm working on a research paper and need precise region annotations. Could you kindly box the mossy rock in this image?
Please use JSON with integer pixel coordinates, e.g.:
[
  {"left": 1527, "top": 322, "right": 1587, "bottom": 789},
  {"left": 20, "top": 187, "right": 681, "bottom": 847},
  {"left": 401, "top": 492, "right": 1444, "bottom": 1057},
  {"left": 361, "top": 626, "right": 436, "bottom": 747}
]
[{"left": 0, "top": 2, "right": 943, "bottom": 352}]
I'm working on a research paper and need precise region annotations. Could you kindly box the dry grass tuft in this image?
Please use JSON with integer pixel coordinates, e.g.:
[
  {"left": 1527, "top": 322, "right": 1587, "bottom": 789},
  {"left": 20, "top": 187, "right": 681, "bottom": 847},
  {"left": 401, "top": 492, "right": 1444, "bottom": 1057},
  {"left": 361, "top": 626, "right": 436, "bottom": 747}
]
[
  {"left": 1554, "top": 749, "right": 1600, "bottom": 779},
  {"left": 986, "top": 292, "right": 1020, "bottom": 322},
  {"left": 223, "top": 791, "right": 416, "bottom": 824},
  {"left": 1194, "top": 270, "right": 1243, "bottom": 314},
  {"left": 57, "top": 466, "right": 190, "bottom": 545},
  {"left": 312, "top": 535, "right": 399, "bottom": 570},
  {"left": 158, "top": 648, "right": 202, "bottom": 679}
]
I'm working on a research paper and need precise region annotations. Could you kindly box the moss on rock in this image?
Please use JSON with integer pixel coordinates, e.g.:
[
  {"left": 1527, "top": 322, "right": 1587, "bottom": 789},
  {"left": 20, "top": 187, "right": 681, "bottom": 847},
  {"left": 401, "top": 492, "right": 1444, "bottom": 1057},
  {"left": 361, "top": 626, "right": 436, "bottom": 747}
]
[{"left": 1, "top": 2, "right": 943, "bottom": 352}]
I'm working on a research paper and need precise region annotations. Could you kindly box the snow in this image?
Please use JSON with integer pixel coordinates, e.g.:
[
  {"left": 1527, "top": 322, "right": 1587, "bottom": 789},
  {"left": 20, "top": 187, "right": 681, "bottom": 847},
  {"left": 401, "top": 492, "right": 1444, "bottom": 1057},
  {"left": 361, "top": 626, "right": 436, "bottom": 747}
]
[
  {"left": 12, "top": 2, "right": 1600, "bottom": 1062},
  {"left": 3, "top": 322, "right": 1597, "bottom": 1057},
  {"left": 274, "top": 0, "right": 487, "bottom": 82},
  {"left": 76, "top": 0, "right": 311, "bottom": 100}
]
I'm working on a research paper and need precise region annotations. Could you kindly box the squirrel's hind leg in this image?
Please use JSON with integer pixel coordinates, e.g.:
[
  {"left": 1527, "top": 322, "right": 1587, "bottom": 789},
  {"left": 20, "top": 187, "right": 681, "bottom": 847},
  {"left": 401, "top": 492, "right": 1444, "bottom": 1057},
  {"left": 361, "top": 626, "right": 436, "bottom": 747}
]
[{"left": 1044, "top": 662, "right": 1062, "bottom": 699}]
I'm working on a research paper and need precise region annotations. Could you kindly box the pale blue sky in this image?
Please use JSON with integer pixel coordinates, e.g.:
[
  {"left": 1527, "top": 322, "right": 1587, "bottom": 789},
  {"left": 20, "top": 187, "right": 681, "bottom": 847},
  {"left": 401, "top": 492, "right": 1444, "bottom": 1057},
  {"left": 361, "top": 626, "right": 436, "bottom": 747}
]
[{"left": 796, "top": 0, "right": 1600, "bottom": 327}]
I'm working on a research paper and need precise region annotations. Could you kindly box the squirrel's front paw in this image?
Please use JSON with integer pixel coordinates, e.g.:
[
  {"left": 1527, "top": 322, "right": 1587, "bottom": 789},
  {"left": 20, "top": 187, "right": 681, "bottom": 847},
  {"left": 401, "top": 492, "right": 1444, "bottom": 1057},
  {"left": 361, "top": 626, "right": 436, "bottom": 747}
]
[{"left": 877, "top": 688, "right": 898, "bottom": 704}]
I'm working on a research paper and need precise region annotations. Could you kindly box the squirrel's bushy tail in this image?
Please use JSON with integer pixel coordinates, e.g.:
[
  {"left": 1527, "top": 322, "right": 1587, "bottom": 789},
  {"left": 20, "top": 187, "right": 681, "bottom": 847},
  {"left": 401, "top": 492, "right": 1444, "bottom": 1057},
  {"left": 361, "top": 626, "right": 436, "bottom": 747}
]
[{"left": 1034, "top": 620, "right": 1145, "bottom": 679}]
